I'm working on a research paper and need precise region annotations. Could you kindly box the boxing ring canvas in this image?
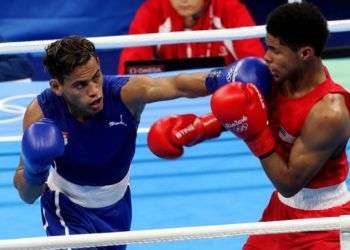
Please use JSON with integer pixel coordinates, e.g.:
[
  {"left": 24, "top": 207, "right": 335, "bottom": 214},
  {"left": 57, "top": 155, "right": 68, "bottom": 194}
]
[{"left": 0, "top": 58, "right": 349, "bottom": 249}]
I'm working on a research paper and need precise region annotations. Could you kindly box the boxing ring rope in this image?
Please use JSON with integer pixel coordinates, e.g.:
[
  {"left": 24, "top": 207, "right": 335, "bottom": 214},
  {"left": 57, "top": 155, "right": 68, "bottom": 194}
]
[
  {"left": 0, "top": 215, "right": 350, "bottom": 249},
  {"left": 0, "top": 19, "right": 350, "bottom": 55}
]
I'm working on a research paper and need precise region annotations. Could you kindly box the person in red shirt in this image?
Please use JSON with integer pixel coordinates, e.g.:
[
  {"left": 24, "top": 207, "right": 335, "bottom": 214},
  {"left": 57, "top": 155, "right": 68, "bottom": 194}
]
[
  {"left": 148, "top": 2, "right": 350, "bottom": 249},
  {"left": 118, "top": 0, "right": 265, "bottom": 74}
]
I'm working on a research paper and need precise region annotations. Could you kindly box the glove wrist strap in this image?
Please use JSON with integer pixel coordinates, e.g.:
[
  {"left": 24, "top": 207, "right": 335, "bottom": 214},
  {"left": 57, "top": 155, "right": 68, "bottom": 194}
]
[
  {"left": 247, "top": 127, "right": 275, "bottom": 158},
  {"left": 23, "top": 165, "right": 50, "bottom": 186}
]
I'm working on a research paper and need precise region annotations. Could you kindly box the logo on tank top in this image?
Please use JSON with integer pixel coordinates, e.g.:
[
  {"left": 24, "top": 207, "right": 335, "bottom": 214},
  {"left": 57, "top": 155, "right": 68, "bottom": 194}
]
[
  {"left": 278, "top": 126, "right": 296, "bottom": 144},
  {"left": 108, "top": 114, "right": 127, "bottom": 127}
]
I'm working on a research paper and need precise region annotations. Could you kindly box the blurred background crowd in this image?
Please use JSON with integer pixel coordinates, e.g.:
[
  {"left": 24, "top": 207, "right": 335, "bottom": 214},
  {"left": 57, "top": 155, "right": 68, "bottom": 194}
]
[{"left": 0, "top": 0, "right": 349, "bottom": 81}]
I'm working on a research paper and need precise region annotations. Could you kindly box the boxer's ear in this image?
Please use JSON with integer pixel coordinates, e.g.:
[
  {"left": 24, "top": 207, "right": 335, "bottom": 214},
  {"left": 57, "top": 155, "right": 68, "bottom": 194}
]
[
  {"left": 49, "top": 79, "right": 63, "bottom": 96},
  {"left": 298, "top": 46, "right": 314, "bottom": 61}
]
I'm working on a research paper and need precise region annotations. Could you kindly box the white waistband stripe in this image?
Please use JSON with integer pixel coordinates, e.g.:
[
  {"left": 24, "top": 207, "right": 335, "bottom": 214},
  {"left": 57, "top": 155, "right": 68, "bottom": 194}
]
[
  {"left": 46, "top": 170, "right": 130, "bottom": 208},
  {"left": 278, "top": 182, "right": 350, "bottom": 210}
]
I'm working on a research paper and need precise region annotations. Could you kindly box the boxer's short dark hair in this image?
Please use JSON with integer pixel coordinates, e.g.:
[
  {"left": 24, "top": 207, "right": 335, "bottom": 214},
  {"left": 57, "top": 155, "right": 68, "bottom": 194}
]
[
  {"left": 266, "top": 2, "right": 329, "bottom": 57},
  {"left": 43, "top": 35, "right": 97, "bottom": 83}
]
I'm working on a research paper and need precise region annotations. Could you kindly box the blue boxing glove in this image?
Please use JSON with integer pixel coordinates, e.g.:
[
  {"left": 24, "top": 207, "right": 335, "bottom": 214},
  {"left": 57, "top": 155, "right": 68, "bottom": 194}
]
[
  {"left": 22, "top": 118, "right": 65, "bottom": 186},
  {"left": 205, "top": 56, "right": 272, "bottom": 97}
]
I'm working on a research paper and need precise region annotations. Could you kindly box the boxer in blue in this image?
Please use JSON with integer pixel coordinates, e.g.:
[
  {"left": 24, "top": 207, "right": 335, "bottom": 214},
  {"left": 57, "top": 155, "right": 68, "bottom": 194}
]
[{"left": 13, "top": 35, "right": 271, "bottom": 249}]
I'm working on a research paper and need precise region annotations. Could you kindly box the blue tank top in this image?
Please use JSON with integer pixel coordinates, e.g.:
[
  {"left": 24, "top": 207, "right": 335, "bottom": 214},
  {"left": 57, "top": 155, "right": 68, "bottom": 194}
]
[{"left": 37, "top": 75, "right": 138, "bottom": 186}]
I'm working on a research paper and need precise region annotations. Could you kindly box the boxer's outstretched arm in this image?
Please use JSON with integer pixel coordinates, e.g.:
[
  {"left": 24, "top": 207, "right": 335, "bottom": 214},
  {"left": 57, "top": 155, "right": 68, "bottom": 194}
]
[{"left": 121, "top": 57, "right": 272, "bottom": 116}]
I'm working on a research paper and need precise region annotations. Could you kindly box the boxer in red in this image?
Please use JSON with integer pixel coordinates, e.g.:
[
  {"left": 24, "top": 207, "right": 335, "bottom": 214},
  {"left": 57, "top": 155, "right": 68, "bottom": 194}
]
[{"left": 149, "top": 3, "right": 350, "bottom": 249}]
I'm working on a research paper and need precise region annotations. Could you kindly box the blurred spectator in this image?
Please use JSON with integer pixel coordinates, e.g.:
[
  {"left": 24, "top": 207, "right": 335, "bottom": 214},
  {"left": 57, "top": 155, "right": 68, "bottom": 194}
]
[
  {"left": 118, "top": 0, "right": 265, "bottom": 74},
  {"left": 0, "top": 36, "right": 33, "bottom": 82}
]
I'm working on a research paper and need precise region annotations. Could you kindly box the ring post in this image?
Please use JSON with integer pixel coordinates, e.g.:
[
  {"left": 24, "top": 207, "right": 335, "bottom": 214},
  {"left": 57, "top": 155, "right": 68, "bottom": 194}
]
[{"left": 340, "top": 215, "right": 350, "bottom": 250}]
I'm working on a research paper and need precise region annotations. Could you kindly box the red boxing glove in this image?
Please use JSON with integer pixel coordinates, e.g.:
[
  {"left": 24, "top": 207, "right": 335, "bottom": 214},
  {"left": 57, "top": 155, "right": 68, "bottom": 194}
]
[
  {"left": 211, "top": 82, "right": 275, "bottom": 158},
  {"left": 147, "top": 113, "right": 222, "bottom": 159}
]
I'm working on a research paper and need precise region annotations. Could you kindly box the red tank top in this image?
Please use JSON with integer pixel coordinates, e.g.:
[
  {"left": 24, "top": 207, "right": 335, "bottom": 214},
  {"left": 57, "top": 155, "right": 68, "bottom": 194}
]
[{"left": 269, "top": 68, "right": 350, "bottom": 188}]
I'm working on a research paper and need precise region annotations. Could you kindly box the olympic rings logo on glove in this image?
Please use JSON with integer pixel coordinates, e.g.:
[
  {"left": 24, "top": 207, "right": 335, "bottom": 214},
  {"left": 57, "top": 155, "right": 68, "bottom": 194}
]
[{"left": 222, "top": 115, "right": 249, "bottom": 133}]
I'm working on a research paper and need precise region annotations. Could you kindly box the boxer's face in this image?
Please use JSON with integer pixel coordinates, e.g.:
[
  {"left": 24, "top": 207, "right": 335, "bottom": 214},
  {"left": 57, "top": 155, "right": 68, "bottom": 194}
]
[
  {"left": 170, "top": 0, "right": 205, "bottom": 17},
  {"left": 264, "top": 33, "right": 301, "bottom": 85},
  {"left": 50, "top": 56, "right": 104, "bottom": 121}
]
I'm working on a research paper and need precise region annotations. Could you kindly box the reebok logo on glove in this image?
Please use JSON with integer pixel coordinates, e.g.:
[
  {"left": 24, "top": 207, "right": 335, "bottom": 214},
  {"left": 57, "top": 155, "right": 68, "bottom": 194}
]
[{"left": 175, "top": 125, "right": 195, "bottom": 139}]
